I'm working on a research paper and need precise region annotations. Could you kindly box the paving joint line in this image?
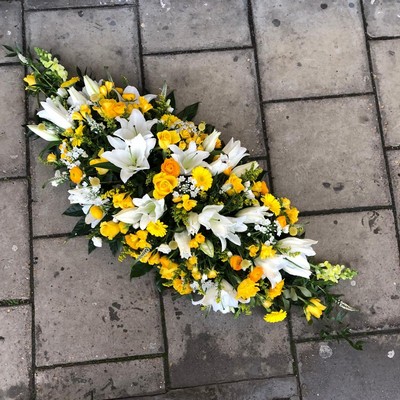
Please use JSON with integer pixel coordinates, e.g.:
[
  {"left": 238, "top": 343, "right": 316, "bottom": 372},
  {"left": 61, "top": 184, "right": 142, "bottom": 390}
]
[
  {"left": 368, "top": 35, "right": 400, "bottom": 41},
  {"left": 0, "top": 175, "right": 28, "bottom": 182},
  {"left": 360, "top": 1, "right": 400, "bottom": 258},
  {"left": 24, "top": 3, "right": 135, "bottom": 13},
  {"left": 0, "top": 61, "right": 22, "bottom": 67},
  {"left": 294, "top": 326, "right": 400, "bottom": 344},
  {"left": 300, "top": 205, "right": 392, "bottom": 217},
  {"left": 134, "top": 0, "right": 146, "bottom": 93},
  {"left": 158, "top": 293, "right": 171, "bottom": 390},
  {"left": 247, "top": 0, "right": 299, "bottom": 397},
  {"left": 385, "top": 146, "right": 400, "bottom": 151},
  {"left": 247, "top": 0, "right": 275, "bottom": 193},
  {"left": 36, "top": 352, "right": 165, "bottom": 371},
  {"left": 21, "top": 1, "right": 37, "bottom": 398},
  {"left": 263, "top": 91, "right": 374, "bottom": 104},
  {"left": 143, "top": 45, "right": 254, "bottom": 58}
]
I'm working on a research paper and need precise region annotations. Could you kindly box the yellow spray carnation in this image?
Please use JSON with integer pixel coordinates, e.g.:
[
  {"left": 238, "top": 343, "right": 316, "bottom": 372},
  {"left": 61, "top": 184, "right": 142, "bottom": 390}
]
[{"left": 236, "top": 278, "right": 260, "bottom": 300}]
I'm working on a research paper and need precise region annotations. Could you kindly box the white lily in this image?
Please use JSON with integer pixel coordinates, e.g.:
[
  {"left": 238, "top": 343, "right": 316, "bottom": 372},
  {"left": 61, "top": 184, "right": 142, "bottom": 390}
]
[
  {"left": 27, "top": 123, "right": 59, "bottom": 141},
  {"left": 114, "top": 194, "right": 165, "bottom": 229},
  {"left": 232, "top": 161, "right": 259, "bottom": 178},
  {"left": 169, "top": 141, "right": 209, "bottom": 175},
  {"left": 222, "top": 138, "right": 248, "bottom": 168},
  {"left": 235, "top": 206, "right": 271, "bottom": 225},
  {"left": 192, "top": 279, "right": 249, "bottom": 314},
  {"left": 114, "top": 109, "right": 157, "bottom": 141},
  {"left": 91, "top": 237, "right": 103, "bottom": 248},
  {"left": 254, "top": 256, "right": 284, "bottom": 288},
  {"left": 102, "top": 134, "right": 155, "bottom": 183},
  {"left": 277, "top": 237, "right": 318, "bottom": 257},
  {"left": 158, "top": 244, "right": 172, "bottom": 254},
  {"left": 174, "top": 231, "right": 192, "bottom": 259},
  {"left": 67, "top": 86, "right": 89, "bottom": 107},
  {"left": 198, "top": 205, "right": 247, "bottom": 251},
  {"left": 122, "top": 85, "right": 157, "bottom": 104},
  {"left": 83, "top": 75, "right": 100, "bottom": 97},
  {"left": 38, "top": 98, "right": 72, "bottom": 130},
  {"left": 202, "top": 129, "right": 221, "bottom": 152},
  {"left": 185, "top": 211, "right": 200, "bottom": 235}
]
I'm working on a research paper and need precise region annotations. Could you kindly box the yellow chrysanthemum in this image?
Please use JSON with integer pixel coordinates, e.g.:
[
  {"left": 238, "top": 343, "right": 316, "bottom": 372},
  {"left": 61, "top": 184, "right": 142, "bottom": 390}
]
[
  {"left": 260, "top": 245, "right": 276, "bottom": 259},
  {"left": 264, "top": 310, "right": 287, "bottom": 323},
  {"left": 159, "top": 257, "right": 179, "bottom": 280},
  {"left": 147, "top": 220, "right": 168, "bottom": 237},
  {"left": 267, "top": 280, "right": 285, "bottom": 299},
  {"left": 236, "top": 278, "right": 260, "bottom": 300},
  {"left": 192, "top": 166, "right": 213, "bottom": 191},
  {"left": 262, "top": 194, "right": 281, "bottom": 216},
  {"left": 252, "top": 181, "right": 269, "bottom": 197}
]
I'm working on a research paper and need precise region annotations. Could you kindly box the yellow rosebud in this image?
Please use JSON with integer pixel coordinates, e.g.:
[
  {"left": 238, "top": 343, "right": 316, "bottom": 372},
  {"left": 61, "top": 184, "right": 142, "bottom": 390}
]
[
  {"left": 157, "top": 130, "right": 180, "bottom": 150},
  {"left": 99, "top": 221, "right": 120, "bottom": 240},
  {"left": 47, "top": 153, "right": 57, "bottom": 163},
  {"left": 90, "top": 205, "right": 104, "bottom": 220},
  {"left": 207, "top": 270, "right": 217, "bottom": 279},
  {"left": 23, "top": 74, "right": 36, "bottom": 87},
  {"left": 304, "top": 298, "right": 327, "bottom": 321}
]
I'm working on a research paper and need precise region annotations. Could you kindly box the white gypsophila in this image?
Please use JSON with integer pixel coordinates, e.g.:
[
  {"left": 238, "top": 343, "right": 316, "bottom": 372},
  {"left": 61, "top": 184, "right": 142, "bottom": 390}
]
[
  {"left": 68, "top": 181, "right": 108, "bottom": 211},
  {"left": 50, "top": 170, "right": 69, "bottom": 187}
]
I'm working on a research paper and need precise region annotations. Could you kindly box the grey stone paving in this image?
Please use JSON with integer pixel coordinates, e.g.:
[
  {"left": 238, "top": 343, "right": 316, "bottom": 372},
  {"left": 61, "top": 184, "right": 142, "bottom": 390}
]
[{"left": 1, "top": 1, "right": 400, "bottom": 399}]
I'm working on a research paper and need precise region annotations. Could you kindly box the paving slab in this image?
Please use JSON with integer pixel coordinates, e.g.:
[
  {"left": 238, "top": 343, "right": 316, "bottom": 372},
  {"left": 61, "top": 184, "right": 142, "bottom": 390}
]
[
  {"left": 252, "top": 0, "right": 371, "bottom": 101},
  {"left": 0, "top": 180, "right": 30, "bottom": 300},
  {"left": 35, "top": 357, "right": 165, "bottom": 400},
  {"left": 162, "top": 290, "right": 292, "bottom": 388},
  {"left": 370, "top": 39, "right": 400, "bottom": 146},
  {"left": 291, "top": 210, "right": 400, "bottom": 339},
  {"left": 144, "top": 50, "right": 266, "bottom": 157},
  {"left": 0, "top": 65, "right": 26, "bottom": 178},
  {"left": 25, "top": 6, "right": 141, "bottom": 87},
  {"left": 265, "top": 96, "right": 390, "bottom": 211},
  {"left": 362, "top": 0, "right": 400, "bottom": 38},
  {"left": 24, "top": 0, "right": 135, "bottom": 9},
  {"left": 30, "top": 138, "right": 79, "bottom": 237},
  {"left": 139, "top": 0, "right": 251, "bottom": 54},
  {"left": 0, "top": 1, "right": 22, "bottom": 64},
  {"left": 130, "top": 376, "right": 298, "bottom": 400},
  {"left": 0, "top": 305, "right": 31, "bottom": 400},
  {"left": 33, "top": 236, "right": 163, "bottom": 366},
  {"left": 296, "top": 334, "right": 400, "bottom": 399}
]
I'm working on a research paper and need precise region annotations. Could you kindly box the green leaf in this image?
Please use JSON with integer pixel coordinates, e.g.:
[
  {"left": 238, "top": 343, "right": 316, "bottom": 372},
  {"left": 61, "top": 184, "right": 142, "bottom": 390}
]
[
  {"left": 69, "top": 217, "right": 91, "bottom": 238},
  {"left": 130, "top": 261, "right": 153, "bottom": 279},
  {"left": 88, "top": 162, "right": 121, "bottom": 172},
  {"left": 63, "top": 204, "right": 85, "bottom": 217},
  {"left": 297, "top": 286, "right": 312, "bottom": 297},
  {"left": 283, "top": 289, "right": 291, "bottom": 299},
  {"left": 177, "top": 102, "right": 200, "bottom": 121},
  {"left": 290, "top": 288, "right": 298, "bottom": 301},
  {"left": 88, "top": 239, "right": 96, "bottom": 254},
  {"left": 109, "top": 240, "right": 122, "bottom": 256},
  {"left": 166, "top": 90, "right": 176, "bottom": 109}
]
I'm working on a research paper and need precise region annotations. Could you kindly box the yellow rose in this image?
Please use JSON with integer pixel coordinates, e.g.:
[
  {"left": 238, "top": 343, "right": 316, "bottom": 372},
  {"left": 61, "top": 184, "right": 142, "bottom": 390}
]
[
  {"left": 157, "top": 130, "right": 180, "bottom": 149},
  {"left": 153, "top": 172, "right": 178, "bottom": 199}
]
